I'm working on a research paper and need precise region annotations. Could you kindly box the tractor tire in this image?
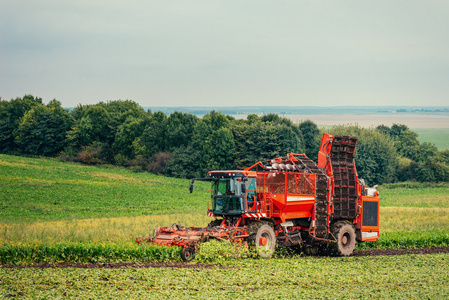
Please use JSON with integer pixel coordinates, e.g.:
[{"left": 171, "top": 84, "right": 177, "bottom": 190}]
[
  {"left": 254, "top": 224, "right": 276, "bottom": 259},
  {"left": 207, "top": 219, "right": 222, "bottom": 228},
  {"left": 331, "top": 221, "right": 356, "bottom": 256},
  {"left": 181, "top": 247, "right": 195, "bottom": 262}
]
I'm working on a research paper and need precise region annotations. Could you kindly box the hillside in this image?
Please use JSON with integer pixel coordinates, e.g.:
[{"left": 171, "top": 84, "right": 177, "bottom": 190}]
[
  {"left": 0, "top": 154, "right": 209, "bottom": 223},
  {"left": 1, "top": 154, "right": 448, "bottom": 247}
]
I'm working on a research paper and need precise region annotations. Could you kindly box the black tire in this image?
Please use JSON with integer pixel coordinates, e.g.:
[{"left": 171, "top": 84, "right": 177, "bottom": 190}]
[
  {"left": 332, "top": 221, "right": 356, "bottom": 256},
  {"left": 254, "top": 224, "right": 276, "bottom": 258},
  {"left": 207, "top": 219, "right": 222, "bottom": 228},
  {"left": 181, "top": 247, "right": 195, "bottom": 262}
]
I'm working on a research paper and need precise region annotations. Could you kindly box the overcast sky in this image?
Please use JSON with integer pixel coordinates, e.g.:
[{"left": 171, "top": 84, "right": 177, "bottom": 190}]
[{"left": 1, "top": 1, "right": 448, "bottom": 107}]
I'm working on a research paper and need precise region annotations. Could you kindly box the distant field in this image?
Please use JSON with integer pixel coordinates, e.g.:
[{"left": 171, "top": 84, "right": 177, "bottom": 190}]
[
  {"left": 414, "top": 128, "right": 449, "bottom": 149},
  {"left": 318, "top": 127, "right": 449, "bottom": 149},
  {"left": 233, "top": 113, "right": 449, "bottom": 129}
]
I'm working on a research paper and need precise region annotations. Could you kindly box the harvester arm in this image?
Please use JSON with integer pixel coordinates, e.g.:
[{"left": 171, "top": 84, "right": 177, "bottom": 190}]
[{"left": 189, "top": 178, "right": 212, "bottom": 193}]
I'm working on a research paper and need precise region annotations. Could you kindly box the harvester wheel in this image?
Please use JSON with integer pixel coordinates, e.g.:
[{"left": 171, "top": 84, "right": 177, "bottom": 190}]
[
  {"left": 207, "top": 219, "right": 222, "bottom": 228},
  {"left": 254, "top": 224, "right": 276, "bottom": 258},
  {"left": 181, "top": 247, "right": 195, "bottom": 262},
  {"left": 332, "top": 221, "right": 356, "bottom": 256}
]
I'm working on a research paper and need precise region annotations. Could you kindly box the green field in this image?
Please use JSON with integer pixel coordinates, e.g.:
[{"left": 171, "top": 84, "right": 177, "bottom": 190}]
[
  {"left": 1, "top": 254, "right": 448, "bottom": 299},
  {"left": 0, "top": 155, "right": 210, "bottom": 223},
  {"left": 414, "top": 128, "right": 449, "bottom": 150},
  {"left": 1, "top": 154, "right": 448, "bottom": 247},
  {"left": 1, "top": 154, "right": 449, "bottom": 298}
]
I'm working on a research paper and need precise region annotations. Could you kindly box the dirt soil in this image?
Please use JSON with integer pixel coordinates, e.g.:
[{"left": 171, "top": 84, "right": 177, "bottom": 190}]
[
  {"left": 2, "top": 247, "right": 448, "bottom": 269},
  {"left": 353, "top": 246, "right": 449, "bottom": 257},
  {"left": 0, "top": 262, "right": 223, "bottom": 269}
]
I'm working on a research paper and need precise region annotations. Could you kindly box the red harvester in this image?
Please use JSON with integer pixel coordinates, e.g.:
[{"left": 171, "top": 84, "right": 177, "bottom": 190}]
[{"left": 137, "top": 133, "right": 380, "bottom": 261}]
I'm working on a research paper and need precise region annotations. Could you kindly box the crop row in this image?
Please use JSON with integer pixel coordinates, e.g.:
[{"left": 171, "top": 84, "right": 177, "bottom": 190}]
[
  {"left": 357, "top": 230, "right": 449, "bottom": 250},
  {"left": 2, "top": 252, "right": 449, "bottom": 299},
  {"left": 1, "top": 229, "right": 448, "bottom": 265},
  {"left": 0, "top": 243, "right": 180, "bottom": 265}
]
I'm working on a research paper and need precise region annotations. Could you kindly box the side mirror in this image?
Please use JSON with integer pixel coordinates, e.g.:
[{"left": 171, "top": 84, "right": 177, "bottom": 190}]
[{"left": 189, "top": 180, "right": 194, "bottom": 193}]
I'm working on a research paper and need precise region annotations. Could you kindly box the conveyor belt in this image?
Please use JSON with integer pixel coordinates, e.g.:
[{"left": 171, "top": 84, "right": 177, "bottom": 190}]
[{"left": 329, "top": 135, "right": 358, "bottom": 219}]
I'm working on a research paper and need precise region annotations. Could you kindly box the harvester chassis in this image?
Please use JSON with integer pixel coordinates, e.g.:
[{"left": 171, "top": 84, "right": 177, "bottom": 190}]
[
  {"left": 137, "top": 217, "right": 345, "bottom": 261},
  {"left": 136, "top": 134, "right": 379, "bottom": 261}
]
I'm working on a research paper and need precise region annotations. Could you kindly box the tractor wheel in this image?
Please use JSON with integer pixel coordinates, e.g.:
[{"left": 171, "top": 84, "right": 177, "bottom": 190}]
[
  {"left": 207, "top": 219, "right": 222, "bottom": 228},
  {"left": 332, "top": 221, "right": 356, "bottom": 256},
  {"left": 181, "top": 247, "right": 195, "bottom": 262},
  {"left": 254, "top": 224, "right": 276, "bottom": 258}
]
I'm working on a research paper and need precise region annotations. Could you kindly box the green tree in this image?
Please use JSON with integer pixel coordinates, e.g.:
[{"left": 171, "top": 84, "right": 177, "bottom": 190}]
[
  {"left": 261, "top": 113, "right": 303, "bottom": 139},
  {"left": 191, "top": 111, "right": 234, "bottom": 170},
  {"left": 164, "top": 112, "right": 198, "bottom": 150},
  {"left": 69, "top": 105, "right": 111, "bottom": 147},
  {"left": 415, "top": 155, "right": 449, "bottom": 183},
  {"left": 113, "top": 116, "right": 149, "bottom": 159},
  {"left": 0, "top": 95, "right": 43, "bottom": 153},
  {"left": 205, "top": 127, "right": 235, "bottom": 170},
  {"left": 68, "top": 100, "right": 147, "bottom": 148},
  {"left": 378, "top": 124, "right": 420, "bottom": 160},
  {"left": 99, "top": 100, "right": 147, "bottom": 142},
  {"left": 140, "top": 111, "right": 168, "bottom": 156},
  {"left": 14, "top": 101, "right": 73, "bottom": 156},
  {"left": 329, "top": 125, "right": 398, "bottom": 185},
  {"left": 437, "top": 149, "right": 449, "bottom": 165},
  {"left": 427, "top": 156, "right": 449, "bottom": 182},
  {"left": 246, "top": 114, "right": 260, "bottom": 125},
  {"left": 164, "top": 146, "right": 204, "bottom": 178},
  {"left": 395, "top": 157, "right": 417, "bottom": 182},
  {"left": 233, "top": 122, "right": 303, "bottom": 169},
  {"left": 192, "top": 111, "right": 231, "bottom": 150},
  {"left": 298, "top": 120, "right": 321, "bottom": 162},
  {"left": 375, "top": 124, "right": 390, "bottom": 136},
  {"left": 261, "top": 113, "right": 283, "bottom": 123},
  {"left": 415, "top": 142, "right": 438, "bottom": 163}
]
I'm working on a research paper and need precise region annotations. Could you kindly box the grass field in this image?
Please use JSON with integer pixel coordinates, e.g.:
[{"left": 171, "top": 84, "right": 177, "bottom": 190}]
[
  {"left": 414, "top": 128, "right": 449, "bottom": 150},
  {"left": 0, "top": 154, "right": 210, "bottom": 223},
  {"left": 1, "top": 154, "right": 449, "bottom": 298},
  {"left": 1, "top": 154, "right": 448, "bottom": 248}
]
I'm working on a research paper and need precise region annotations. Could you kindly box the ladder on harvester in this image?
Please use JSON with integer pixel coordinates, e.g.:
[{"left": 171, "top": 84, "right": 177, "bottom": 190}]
[{"left": 329, "top": 136, "right": 358, "bottom": 220}]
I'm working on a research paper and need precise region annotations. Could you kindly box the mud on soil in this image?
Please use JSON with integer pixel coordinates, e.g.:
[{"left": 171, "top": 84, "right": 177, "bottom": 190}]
[
  {"left": 2, "top": 247, "right": 448, "bottom": 269},
  {"left": 353, "top": 246, "right": 449, "bottom": 257},
  {"left": 0, "top": 262, "right": 225, "bottom": 269}
]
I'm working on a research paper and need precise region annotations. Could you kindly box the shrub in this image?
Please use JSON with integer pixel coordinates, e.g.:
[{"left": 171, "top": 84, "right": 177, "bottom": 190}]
[{"left": 147, "top": 152, "right": 173, "bottom": 174}]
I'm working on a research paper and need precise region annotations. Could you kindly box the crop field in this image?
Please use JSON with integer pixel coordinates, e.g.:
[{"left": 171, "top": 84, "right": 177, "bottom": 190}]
[
  {"left": 414, "top": 128, "right": 449, "bottom": 149},
  {"left": 1, "top": 253, "right": 448, "bottom": 299},
  {"left": 1, "top": 154, "right": 449, "bottom": 298},
  {"left": 234, "top": 113, "right": 449, "bottom": 129}
]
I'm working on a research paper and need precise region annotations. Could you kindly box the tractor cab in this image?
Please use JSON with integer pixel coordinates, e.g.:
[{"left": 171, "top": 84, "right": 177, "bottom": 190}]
[
  {"left": 208, "top": 172, "right": 247, "bottom": 216},
  {"left": 190, "top": 170, "right": 260, "bottom": 217}
]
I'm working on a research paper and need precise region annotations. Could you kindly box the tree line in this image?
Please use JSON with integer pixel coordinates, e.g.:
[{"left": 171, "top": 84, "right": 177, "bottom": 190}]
[{"left": 1, "top": 95, "right": 448, "bottom": 185}]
